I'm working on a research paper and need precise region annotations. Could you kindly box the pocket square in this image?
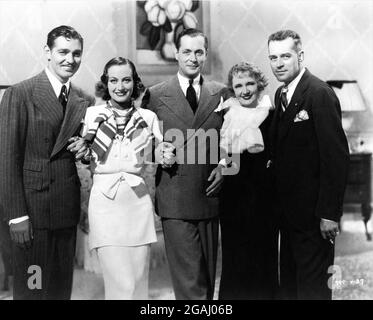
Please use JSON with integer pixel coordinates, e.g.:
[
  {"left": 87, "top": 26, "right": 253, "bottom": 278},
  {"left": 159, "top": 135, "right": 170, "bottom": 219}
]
[{"left": 294, "top": 109, "right": 309, "bottom": 122}]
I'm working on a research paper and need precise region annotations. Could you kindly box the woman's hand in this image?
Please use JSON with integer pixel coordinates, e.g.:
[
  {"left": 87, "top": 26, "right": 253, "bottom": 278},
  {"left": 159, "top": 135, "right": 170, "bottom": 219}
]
[{"left": 156, "top": 141, "right": 176, "bottom": 168}]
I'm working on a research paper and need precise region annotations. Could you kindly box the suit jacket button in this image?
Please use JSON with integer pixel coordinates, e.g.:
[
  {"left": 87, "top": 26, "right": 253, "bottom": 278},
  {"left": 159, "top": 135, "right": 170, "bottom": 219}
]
[
  {"left": 44, "top": 138, "right": 49, "bottom": 143},
  {"left": 50, "top": 178, "right": 55, "bottom": 183}
]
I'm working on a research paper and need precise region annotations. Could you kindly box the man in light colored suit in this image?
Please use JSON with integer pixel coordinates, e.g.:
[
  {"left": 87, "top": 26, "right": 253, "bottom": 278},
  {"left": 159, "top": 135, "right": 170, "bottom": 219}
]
[
  {"left": 0, "top": 25, "right": 94, "bottom": 299},
  {"left": 147, "top": 28, "right": 225, "bottom": 299},
  {"left": 267, "top": 30, "right": 349, "bottom": 299}
]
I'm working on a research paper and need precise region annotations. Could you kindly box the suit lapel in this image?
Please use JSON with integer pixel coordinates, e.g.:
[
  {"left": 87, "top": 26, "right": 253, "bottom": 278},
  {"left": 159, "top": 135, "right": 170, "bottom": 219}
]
[
  {"left": 51, "top": 85, "right": 91, "bottom": 158},
  {"left": 31, "top": 71, "right": 64, "bottom": 132},
  {"left": 159, "top": 76, "right": 194, "bottom": 127},
  {"left": 277, "top": 71, "right": 310, "bottom": 142},
  {"left": 192, "top": 79, "right": 220, "bottom": 129}
]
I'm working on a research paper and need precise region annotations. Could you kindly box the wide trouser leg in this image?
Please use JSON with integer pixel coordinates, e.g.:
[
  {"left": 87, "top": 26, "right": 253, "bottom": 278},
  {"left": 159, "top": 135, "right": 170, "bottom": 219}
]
[
  {"left": 161, "top": 217, "right": 219, "bottom": 300},
  {"left": 97, "top": 245, "right": 150, "bottom": 300},
  {"left": 278, "top": 228, "right": 298, "bottom": 300},
  {"left": 279, "top": 223, "right": 334, "bottom": 300},
  {"left": 0, "top": 221, "right": 13, "bottom": 290},
  {"left": 45, "top": 228, "right": 76, "bottom": 300},
  {"left": 12, "top": 227, "right": 76, "bottom": 300}
]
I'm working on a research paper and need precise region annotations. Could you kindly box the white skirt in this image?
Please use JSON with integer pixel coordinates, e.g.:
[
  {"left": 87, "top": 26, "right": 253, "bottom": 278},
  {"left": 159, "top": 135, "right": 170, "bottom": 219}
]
[
  {"left": 88, "top": 173, "right": 157, "bottom": 250},
  {"left": 97, "top": 245, "right": 150, "bottom": 300}
]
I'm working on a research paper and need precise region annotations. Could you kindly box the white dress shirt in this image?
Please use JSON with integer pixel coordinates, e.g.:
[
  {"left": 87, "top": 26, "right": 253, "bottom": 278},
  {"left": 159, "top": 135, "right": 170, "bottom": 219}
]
[
  {"left": 177, "top": 72, "right": 201, "bottom": 102},
  {"left": 282, "top": 67, "right": 306, "bottom": 111},
  {"left": 45, "top": 67, "right": 71, "bottom": 97}
]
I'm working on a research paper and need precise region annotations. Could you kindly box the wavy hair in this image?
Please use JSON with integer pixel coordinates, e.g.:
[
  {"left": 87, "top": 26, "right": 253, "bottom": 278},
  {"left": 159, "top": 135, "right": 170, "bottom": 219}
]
[
  {"left": 268, "top": 29, "right": 302, "bottom": 53},
  {"left": 47, "top": 25, "right": 83, "bottom": 49},
  {"left": 227, "top": 62, "right": 268, "bottom": 93},
  {"left": 95, "top": 57, "right": 145, "bottom": 101}
]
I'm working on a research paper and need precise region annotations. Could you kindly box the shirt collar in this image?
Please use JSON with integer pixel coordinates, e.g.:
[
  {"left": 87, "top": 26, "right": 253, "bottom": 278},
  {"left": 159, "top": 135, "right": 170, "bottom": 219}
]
[
  {"left": 45, "top": 67, "right": 71, "bottom": 98},
  {"left": 177, "top": 72, "right": 202, "bottom": 101},
  {"left": 285, "top": 67, "right": 306, "bottom": 103},
  {"left": 107, "top": 100, "right": 134, "bottom": 116},
  {"left": 177, "top": 72, "right": 201, "bottom": 88}
]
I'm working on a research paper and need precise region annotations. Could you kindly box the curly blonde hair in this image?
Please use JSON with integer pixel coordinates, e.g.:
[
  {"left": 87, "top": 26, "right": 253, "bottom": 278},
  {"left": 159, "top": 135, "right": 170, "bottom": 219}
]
[{"left": 227, "top": 62, "right": 268, "bottom": 93}]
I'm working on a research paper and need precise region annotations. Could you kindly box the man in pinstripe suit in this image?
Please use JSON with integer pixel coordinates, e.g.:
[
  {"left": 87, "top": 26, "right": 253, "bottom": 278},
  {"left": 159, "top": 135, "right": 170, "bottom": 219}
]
[{"left": 0, "top": 25, "right": 94, "bottom": 299}]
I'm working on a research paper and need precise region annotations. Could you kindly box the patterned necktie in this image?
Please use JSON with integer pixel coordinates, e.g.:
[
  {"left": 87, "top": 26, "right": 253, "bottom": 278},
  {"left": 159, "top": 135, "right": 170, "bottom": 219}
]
[
  {"left": 186, "top": 78, "right": 198, "bottom": 113},
  {"left": 59, "top": 85, "right": 68, "bottom": 114},
  {"left": 281, "top": 85, "right": 288, "bottom": 110}
]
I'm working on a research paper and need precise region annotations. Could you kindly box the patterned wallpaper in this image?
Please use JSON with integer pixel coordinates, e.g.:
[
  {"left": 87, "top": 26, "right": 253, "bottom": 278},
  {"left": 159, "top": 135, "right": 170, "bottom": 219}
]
[
  {"left": 0, "top": 0, "right": 120, "bottom": 92},
  {"left": 210, "top": 0, "right": 373, "bottom": 137},
  {"left": 0, "top": 0, "right": 372, "bottom": 137}
]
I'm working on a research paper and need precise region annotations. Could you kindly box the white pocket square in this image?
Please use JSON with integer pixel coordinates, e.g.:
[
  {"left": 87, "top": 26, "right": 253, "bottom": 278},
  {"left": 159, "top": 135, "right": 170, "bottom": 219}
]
[{"left": 294, "top": 109, "right": 309, "bottom": 122}]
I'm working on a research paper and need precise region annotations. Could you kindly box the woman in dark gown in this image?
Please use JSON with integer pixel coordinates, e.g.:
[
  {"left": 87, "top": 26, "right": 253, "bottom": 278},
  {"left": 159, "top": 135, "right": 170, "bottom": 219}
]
[{"left": 218, "top": 62, "right": 279, "bottom": 300}]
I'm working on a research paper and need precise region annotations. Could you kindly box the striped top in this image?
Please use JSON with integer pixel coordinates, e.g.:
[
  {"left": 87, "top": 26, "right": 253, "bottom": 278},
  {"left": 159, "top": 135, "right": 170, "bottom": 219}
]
[
  {"left": 82, "top": 104, "right": 162, "bottom": 171},
  {"left": 84, "top": 100, "right": 149, "bottom": 161},
  {"left": 111, "top": 106, "right": 134, "bottom": 136}
]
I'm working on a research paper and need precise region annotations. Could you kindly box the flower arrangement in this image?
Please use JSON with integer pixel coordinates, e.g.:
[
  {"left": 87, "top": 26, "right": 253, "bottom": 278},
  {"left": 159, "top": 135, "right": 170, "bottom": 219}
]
[{"left": 139, "top": 0, "right": 200, "bottom": 61}]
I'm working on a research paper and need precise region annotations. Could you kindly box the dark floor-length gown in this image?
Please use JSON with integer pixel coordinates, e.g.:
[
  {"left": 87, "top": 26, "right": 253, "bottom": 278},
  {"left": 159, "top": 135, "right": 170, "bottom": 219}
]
[{"left": 219, "top": 114, "right": 279, "bottom": 300}]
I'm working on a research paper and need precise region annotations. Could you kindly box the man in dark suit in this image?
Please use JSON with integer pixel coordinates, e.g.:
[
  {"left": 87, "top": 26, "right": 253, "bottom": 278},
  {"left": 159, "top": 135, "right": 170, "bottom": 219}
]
[
  {"left": 147, "top": 28, "right": 225, "bottom": 299},
  {"left": 267, "top": 30, "right": 349, "bottom": 300},
  {"left": 0, "top": 25, "right": 94, "bottom": 300}
]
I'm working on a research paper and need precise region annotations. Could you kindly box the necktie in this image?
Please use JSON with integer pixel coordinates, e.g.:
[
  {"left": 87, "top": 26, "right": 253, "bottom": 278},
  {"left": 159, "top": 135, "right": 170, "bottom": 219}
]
[
  {"left": 59, "top": 85, "right": 68, "bottom": 114},
  {"left": 281, "top": 85, "right": 288, "bottom": 110},
  {"left": 186, "top": 78, "right": 198, "bottom": 113}
]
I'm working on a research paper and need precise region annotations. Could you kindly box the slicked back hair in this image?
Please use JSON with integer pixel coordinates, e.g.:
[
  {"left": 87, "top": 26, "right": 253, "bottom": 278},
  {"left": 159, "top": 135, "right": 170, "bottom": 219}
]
[
  {"left": 175, "top": 28, "right": 208, "bottom": 51},
  {"left": 47, "top": 25, "right": 84, "bottom": 50},
  {"left": 268, "top": 29, "right": 302, "bottom": 52}
]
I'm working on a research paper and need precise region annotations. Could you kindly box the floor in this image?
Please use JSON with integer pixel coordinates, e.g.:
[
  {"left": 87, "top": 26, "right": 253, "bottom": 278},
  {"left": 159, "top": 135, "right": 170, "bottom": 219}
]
[{"left": 1, "top": 213, "right": 373, "bottom": 300}]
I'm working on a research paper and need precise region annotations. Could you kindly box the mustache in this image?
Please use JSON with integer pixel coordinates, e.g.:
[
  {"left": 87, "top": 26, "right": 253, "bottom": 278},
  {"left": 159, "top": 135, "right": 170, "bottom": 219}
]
[{"left": 61, "top": 64, "right": 76, "bottom": 68}]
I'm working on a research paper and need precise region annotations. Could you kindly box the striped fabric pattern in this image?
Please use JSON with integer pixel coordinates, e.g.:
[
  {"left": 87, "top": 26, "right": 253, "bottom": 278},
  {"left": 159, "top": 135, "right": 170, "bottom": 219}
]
[
  {"left": 124, "top": 109, "right": 154, "bottom": 154},
  {"left": 85, "top": 109, "right": 117, "bottom": 160},
  {"left": 113, "top": 108, "right": 134, "bottom": 136},
  {"left": 0, "top": 71, "right": 94, "bottom": 228},
  {"left": 85, "top": 101, "right": 152, "bottom": 160}
]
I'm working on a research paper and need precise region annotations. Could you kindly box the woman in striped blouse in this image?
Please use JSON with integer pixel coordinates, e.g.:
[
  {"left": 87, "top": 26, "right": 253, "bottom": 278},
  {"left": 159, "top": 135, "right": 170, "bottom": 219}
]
[{"left": 81, "top": 57, "right": 173, "bottom": 300}]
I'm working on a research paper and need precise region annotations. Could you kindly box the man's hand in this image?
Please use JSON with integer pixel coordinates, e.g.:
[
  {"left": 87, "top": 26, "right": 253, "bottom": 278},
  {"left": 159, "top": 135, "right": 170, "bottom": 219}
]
[
  {"left": 9, "top": 219, "right": 33, "bottom": 249},
  {"left": 320, "top": 218, "right": 340, "bottom": 244},
  {"left": 206, "top": 165, "right": 224, "bottom": 197},
  {"left": 67, "top": 136, "right": 88, "bottom": 160}
]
